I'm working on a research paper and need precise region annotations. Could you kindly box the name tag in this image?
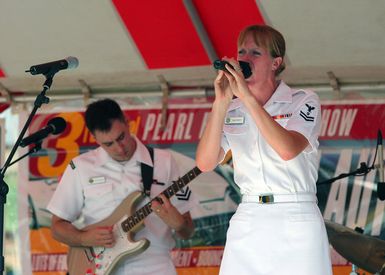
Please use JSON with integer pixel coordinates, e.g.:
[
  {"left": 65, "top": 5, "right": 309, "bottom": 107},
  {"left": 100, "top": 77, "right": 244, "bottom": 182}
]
[
  {"left": 225, "top": 116, "right": 245, "bottom": 125},
  {"left": 89, "top": 176, "right": 106, "bottom": 184}
]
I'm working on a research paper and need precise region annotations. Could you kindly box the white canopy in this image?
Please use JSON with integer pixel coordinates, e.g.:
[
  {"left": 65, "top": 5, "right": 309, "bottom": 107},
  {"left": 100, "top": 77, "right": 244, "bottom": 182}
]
[{"left": 1, "top": 0, "right": 385, "bottom": 104}]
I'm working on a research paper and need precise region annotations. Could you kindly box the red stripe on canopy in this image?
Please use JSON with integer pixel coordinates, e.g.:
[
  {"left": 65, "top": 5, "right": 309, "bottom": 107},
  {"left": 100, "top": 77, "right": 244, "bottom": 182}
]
[
  {"left": 194, "top": 0, "right": 265, "bottom": 58},
  {"left": 112, "top": 0, "right": 210, "bottom": 69}
]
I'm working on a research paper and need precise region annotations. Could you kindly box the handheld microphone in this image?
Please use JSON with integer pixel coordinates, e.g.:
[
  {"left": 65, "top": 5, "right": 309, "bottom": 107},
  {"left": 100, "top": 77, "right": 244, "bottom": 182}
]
[
  {"left": 20, "top": 117, "right": 67, "bottom": 147},
  {"left": 25, "top": 56, "right": 79, "bottom": 76},
  {"left": 213, "top": 60, "right": 252, "bottom": 79},
  {"left": 376, "top": 129, "right": 385, "bottom": 200}
]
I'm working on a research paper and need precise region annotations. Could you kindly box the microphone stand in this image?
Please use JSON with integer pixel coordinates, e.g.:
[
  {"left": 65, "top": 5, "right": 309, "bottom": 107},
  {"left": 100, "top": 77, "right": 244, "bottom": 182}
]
[
  {"left": 0, "top": 73, "right": 55, "bottom": 273},
  {"left": 316, "top": 132, "right": 384, "bottom": 275},
  {"left": 318, "top": 130, "right": 382, "bottom": 187},
  {"left": 317, "top": 162, "right": 373, "bottom": 186},
  {"left": 7, "top": 143, "right": 42, "bottom": 168}
]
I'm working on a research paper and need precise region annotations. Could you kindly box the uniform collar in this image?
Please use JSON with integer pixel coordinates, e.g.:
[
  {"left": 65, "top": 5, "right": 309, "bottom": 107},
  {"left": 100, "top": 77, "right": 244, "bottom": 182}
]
[
  {"left": 93, "top": 136, "right": 153, "bottom": 167},
  {"left": 264, "top": 81, "right": 293, "bottom": 106},
  {"left": 228, "top": 97, "right": 243, "bottom": 111},
  {"left": 133, "top": 136, "right": 154, "bottom": 167},
  {"left": 228, "top": 81, "right": 293, "bottom": 111},
  {"left": 93, "top": 147, "right": 112, "bottom": 167}
]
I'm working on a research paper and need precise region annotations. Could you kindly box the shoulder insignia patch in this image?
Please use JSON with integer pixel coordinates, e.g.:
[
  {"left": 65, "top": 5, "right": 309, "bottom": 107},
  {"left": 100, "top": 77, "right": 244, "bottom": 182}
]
[
  {"left": 176, "top": 186, "right": 191, "bottom": 201},
  {"left": 69, "top": 160, "right": 76, "bottom": 170},
  {"left": 300, "top": 103, "right": 316, "bottom": 122}
]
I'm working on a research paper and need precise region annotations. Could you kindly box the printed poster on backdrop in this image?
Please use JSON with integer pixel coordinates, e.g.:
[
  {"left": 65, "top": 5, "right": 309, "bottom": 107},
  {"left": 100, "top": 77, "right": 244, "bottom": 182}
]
[{"left": 19, "top": 101, "right": 385, "bottom": 274}]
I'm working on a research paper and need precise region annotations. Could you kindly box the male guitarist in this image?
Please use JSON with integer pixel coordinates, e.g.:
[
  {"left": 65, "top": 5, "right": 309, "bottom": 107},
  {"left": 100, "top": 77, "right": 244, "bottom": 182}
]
[{"left": 47, "top": 98, "right": 195, "bottom": 275}]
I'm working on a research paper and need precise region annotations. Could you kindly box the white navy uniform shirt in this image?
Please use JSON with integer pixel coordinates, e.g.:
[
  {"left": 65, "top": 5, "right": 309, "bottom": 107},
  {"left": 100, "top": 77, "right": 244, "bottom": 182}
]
[
  {"left": 221, "top": 81, "right": 321, "bottom": 196},
  {"left": 47, "top": 136, "right": 195, "bottom": 274}
]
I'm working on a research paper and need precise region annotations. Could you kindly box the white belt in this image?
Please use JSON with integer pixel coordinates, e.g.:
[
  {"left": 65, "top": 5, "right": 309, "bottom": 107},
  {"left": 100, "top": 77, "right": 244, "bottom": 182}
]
[{"left": 241, "top": 193, "right": 317, "bottom": 204}]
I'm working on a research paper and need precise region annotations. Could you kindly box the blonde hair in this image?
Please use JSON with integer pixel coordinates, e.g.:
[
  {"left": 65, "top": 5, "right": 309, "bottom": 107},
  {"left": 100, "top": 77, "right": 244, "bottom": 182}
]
[{"left": 238, "top": 25, "right": 286, "bottom": 75}]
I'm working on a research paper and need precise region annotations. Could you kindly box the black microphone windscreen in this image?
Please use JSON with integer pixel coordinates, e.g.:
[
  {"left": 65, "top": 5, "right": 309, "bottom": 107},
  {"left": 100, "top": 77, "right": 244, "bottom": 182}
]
[
  {"left": 239, "top": 61, "right": 252, "bottom": 79},
  {"left": 48, "top": 117, "right": 67, "bottom": 134},
  {"left": 213, "top": 60, "right": 252, "bottom": 79}
]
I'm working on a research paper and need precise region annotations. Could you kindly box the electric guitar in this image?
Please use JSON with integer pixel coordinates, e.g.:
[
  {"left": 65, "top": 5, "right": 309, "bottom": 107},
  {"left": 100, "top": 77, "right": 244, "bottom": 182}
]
[{"left": 67, "top": 166, "right": 201, "bottom": 275}]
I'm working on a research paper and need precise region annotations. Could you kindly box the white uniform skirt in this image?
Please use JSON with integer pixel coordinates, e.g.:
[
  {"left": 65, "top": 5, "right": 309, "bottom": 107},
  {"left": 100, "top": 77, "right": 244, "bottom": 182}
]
[{"left": 219, "top": 202, "right": 332, "bottom": 275}]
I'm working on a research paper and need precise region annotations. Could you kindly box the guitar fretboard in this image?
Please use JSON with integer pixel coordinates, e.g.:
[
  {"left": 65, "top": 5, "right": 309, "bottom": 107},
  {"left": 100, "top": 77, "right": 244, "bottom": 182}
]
[{"left": 121, "top": 166, "right": 201, "bottom": 232}]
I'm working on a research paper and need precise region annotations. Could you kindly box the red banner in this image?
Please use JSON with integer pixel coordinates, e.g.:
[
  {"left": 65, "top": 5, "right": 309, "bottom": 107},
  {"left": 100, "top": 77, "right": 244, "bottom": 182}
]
[{"left": 320, "top": 103, "right": 385, "bottom": 140}]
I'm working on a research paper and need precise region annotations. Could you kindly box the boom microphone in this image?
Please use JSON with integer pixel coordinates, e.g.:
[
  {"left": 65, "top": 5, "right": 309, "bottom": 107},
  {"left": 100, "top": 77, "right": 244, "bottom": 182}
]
[
  {"left": 20, "top": 117, "right": 67, "bottom": 147},
  {"left": 25, "top": 56, "right": 79, "bottom": 76},
  {"left": 377, "top": 129, "right": 385, "bottom": 200}
]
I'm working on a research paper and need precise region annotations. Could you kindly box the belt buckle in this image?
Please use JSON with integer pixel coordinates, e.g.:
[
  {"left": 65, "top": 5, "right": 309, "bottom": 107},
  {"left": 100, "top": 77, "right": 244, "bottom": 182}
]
[{"left": 259, "top": 194, "right": 274, "bottom": 204}]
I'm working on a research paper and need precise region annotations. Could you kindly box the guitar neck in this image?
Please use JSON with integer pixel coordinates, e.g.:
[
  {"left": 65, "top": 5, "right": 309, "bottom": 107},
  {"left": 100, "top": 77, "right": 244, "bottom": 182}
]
[{"left": 121, "top": 166, "right": 201, "bottom": 232}]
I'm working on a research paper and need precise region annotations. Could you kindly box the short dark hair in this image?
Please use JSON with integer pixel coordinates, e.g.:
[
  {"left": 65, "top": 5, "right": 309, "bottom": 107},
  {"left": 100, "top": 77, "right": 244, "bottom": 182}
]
[{"left": 85, "top": 98, "right": 126, "bottom": 134}]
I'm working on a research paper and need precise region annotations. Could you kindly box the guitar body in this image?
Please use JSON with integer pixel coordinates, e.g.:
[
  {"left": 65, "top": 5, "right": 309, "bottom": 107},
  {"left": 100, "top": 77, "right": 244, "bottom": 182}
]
[
  {"left": 67, "top": 191, "right": 150, "bottom": 275},
  {"left": 66, "top": 166, "right": 201, "bottom": 275}
]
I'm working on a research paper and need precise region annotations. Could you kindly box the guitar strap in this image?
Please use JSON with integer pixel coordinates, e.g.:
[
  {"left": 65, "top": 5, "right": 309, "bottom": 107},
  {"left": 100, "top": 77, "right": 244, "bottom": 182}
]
[{"left": 141, "top": 146, "right": 154, "bottom": 197}]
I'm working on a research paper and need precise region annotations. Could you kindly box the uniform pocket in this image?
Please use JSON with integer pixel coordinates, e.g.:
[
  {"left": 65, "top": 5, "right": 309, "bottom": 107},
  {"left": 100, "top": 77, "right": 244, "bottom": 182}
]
[
  {"left": 287, "top": 203, "right": 318, "bottom": 223},
  {"left": 83, "top": 183, "right": 115, "bottom": 218},
  {"left": 223, "top": 124, "right": 248, "bottom": 135},
  {"left": 84, "top": 183, "right": 113, "bottom": 198}
]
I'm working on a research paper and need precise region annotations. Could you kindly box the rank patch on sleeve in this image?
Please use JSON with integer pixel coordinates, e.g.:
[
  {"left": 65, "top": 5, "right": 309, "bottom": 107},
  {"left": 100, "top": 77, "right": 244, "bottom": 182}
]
[
  {"left": 176, "top": 187, "right": 191, "bottom": 201},
  {"left": 69, "top": 160, "right": 76, "bottom": 170},
  {"left": 300, "top": 103, "right": 316, "bottom": 122}
]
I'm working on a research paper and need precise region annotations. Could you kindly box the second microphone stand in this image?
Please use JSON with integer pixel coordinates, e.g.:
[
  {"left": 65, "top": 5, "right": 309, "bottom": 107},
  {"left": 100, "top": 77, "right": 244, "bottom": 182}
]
[
  {"left": 317, "top": 162, "right": 373, "bottom": 186},
  {"left": 0, "top": 74, "right": 54, "bottom": 273}
]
